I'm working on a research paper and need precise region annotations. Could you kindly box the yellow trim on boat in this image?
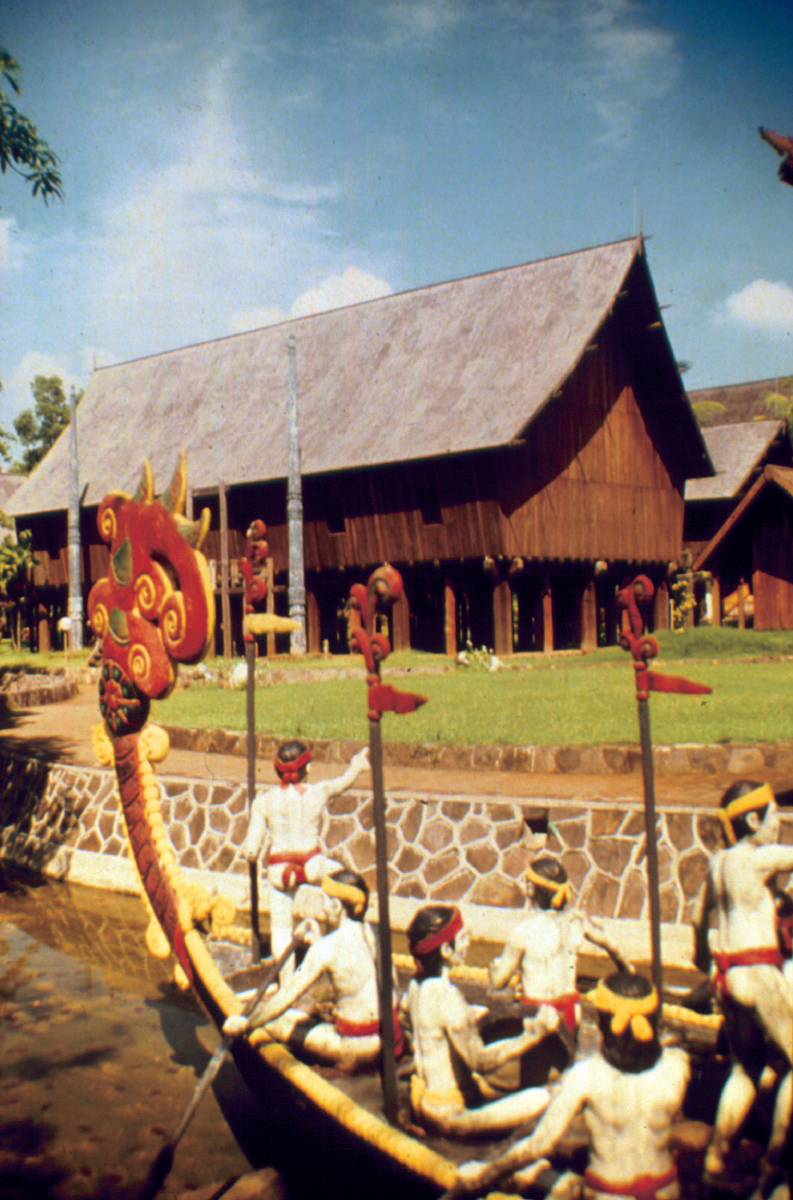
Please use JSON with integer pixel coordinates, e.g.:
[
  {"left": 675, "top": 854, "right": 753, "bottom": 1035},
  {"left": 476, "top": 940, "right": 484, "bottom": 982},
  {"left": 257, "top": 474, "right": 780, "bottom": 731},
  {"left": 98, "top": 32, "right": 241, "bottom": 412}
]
[{"left": 260, "top": 1041, "right": 458, "bottom": 1189}]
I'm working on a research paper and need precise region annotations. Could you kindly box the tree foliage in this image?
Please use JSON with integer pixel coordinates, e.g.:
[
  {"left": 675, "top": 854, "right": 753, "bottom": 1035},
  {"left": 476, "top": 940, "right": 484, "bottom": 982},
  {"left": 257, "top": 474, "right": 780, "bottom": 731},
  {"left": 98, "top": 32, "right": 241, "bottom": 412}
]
[
  {"left": 13, "top": 375, "right": 76, "bottom": 474},
  {"left": 1, "top": 48, "right": 62, "bottom": 202},
  {"left": 0, "top": 527, "right": 36, "bottom": 648}
]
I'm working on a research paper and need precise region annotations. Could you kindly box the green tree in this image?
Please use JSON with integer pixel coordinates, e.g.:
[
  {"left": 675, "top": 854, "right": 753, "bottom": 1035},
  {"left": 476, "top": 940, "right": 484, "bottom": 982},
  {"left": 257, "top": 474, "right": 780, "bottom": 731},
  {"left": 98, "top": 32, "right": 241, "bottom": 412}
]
[
  {"left": 13, "top": 375, "right": 77, "bottom": 474},
  {"left": 0, "top": 527, "right": 36, "bottom": 648},
  {"left": 759, "top": 377, "right": 793, "bottom": 423},
  {"left": 0, "top": 380, "right": 17, "bottom": 466},
  {"left": 1, "top": 48, "right": 62, "bottom": 202}
]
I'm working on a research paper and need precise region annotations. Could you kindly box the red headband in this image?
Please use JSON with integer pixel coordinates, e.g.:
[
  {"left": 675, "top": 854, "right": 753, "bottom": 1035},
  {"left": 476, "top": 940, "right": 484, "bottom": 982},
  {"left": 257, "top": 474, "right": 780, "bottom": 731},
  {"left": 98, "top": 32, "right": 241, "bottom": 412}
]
[
  {"left": 412, "top": 908, "right": 463, "bottom": 960},
  {"left": 275, "top": 746, "right": 311, "bottom": 786}
]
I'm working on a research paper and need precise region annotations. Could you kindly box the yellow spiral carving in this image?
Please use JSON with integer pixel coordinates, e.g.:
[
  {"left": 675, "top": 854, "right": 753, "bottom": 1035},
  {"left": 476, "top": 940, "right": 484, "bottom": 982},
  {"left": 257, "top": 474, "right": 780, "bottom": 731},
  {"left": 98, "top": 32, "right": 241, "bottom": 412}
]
[
  {"left": 161, "top": 592, "right": 187, "bottom": 649},
  {"left": 129, "top": 642, "right": 152, "bottom": 686},
  {"left": 99, "top": 506, "right": 116, "bottom": 543},
  {"left": 134, "top": 572, "right": 160, "bottom": 617},
  {"left": 91, "top": 602, "right": 109, "bottom": 638}
]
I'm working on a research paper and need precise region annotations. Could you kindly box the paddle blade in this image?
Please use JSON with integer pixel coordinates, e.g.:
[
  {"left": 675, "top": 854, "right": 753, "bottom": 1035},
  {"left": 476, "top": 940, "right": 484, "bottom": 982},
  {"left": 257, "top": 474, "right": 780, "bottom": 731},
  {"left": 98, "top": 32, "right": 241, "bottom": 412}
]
[{"left": 136, "top": 1142, "right": 175, "bottom": 1200}]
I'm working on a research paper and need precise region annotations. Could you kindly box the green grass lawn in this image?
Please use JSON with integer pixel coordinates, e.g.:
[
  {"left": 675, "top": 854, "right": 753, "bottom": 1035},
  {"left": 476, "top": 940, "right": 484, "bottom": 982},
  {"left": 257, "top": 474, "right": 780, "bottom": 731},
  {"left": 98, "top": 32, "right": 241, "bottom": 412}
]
[
  {"left": 5, "top": 627, "right": 793, "bottom": 746},
  {"left": 153, "top": 628, "right": 793, "bottom": 747}
]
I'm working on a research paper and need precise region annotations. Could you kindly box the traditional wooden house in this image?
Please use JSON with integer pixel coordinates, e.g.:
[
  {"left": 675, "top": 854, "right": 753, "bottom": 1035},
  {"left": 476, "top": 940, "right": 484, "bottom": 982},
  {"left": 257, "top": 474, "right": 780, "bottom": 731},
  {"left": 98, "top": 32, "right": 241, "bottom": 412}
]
[
  {"left": 8, "top": 236, "right": 711, "bottom": 657},
  {"left": 684, "top": 419, "right": 791, "bottom": 558},
  {"left": 694, "top": 465, "right": 793, "bottom": 629}
]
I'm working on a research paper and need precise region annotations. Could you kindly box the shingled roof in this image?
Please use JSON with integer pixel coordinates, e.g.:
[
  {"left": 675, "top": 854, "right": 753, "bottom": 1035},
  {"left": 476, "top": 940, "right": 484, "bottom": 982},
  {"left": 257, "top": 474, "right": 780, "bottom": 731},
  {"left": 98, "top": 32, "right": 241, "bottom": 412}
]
[
  {"left": 685, "top": 420, "right": 787, "bottom": 501},
  {"left": 9, "top": 236, "right": 707, "bottom": 518}
]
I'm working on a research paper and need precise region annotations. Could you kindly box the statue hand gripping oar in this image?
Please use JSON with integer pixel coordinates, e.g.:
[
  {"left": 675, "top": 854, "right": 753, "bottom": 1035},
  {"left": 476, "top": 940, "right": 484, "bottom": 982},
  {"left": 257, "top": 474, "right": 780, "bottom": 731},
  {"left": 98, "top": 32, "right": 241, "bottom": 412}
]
[
  {"left": 349, "top": 565, "right": 427, "bottom": 1124},
  {"left": 617, "top": 576, "right": 711, "bottom": 997}
]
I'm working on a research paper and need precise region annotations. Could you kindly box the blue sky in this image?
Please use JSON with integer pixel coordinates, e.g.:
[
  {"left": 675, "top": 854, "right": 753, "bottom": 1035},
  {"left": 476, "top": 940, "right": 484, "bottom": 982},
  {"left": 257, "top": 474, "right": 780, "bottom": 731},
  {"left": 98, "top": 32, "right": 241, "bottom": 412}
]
[{"left": 1, "top": 0, "right": 792, "bottom": 434}]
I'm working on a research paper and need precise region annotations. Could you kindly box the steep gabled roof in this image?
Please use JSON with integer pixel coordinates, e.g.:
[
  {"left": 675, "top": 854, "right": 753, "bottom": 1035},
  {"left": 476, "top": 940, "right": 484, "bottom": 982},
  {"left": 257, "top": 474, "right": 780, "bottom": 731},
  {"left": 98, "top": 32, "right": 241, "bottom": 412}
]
[
  {"left": 685, "top": 420, "right": 787, "bottom": 501},
  {"left": 9, "top": 236, "right": 706, "bottom": 519},
  {"left": 694, "top": 464, "right": 793, "bottom": 570}
]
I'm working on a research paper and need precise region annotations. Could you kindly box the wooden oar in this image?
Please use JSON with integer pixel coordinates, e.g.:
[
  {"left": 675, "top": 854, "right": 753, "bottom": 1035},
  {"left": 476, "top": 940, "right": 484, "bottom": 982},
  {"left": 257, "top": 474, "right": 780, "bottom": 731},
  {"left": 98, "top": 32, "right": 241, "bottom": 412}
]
[{"left": 137, "top": 937, "right": 298, "bottom": 1200}]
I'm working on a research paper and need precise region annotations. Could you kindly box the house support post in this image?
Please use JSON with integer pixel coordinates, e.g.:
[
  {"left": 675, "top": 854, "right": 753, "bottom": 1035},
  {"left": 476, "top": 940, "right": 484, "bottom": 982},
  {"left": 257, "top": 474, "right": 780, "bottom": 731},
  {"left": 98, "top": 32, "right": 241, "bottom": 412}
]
[
  {"left": 287, "top": 333, "right": 306, "bottom": 656},
  {"left": 653, "top": 580, "right": 670, "bottom": 632},
  {"left": 542, "top": 575, "right": 554, "bottom": 654},
  {"left": 219, "top": 482, "right": 232, "bottom": 660},
  {"left": 444, "top": 580, "right": 457, "bottom": 656},
  {"left": 266, "top": 558, "right": 276, "bottom": 657},
  {"left": 37, "top": 604, "right": 51, "bottom": 653},
  {"left": 391, "top": 586, "right": 411, "bottom": 651},
  {"left": 580, "top": 578, "right": 597, "bottom": 651},
  {"left": 492, "top": 577, "right": 513, "bottom": 658},
  {"left": 306, "top": 589, "right": 320, "bottom": 655},
  {"left": 710, "top": 577, "right": 721, "bottom": 627},
  {"left": 67, "top": 386, "right": 83, "bottom": 650}
]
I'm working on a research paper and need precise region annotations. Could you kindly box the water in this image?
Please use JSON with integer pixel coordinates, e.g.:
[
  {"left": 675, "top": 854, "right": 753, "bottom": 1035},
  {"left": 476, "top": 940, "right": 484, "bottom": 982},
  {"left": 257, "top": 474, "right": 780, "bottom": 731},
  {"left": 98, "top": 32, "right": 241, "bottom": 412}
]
[{"left": 0, "top": 870, "right": 266, "bottom": 1200}]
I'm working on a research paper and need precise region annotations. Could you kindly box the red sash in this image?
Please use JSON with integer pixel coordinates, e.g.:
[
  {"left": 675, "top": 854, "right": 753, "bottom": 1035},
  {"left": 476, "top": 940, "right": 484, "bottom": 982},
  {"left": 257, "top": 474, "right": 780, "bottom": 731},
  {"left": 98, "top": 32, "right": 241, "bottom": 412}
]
[
  {"left": 268, "top": 847, "right": 320, "bottom": 889},
  {"left": 584, "top": 1165, "right": 677, "bottom": 1200},
  {"left": 521, "top": 991, "right": 580, "bottom": 1035},
  {"left": 335, "top": 1008, "right": 403, "bottom": 1057},
  {"left": 711, "top": 946, "right": 783, "bottom": 999}
]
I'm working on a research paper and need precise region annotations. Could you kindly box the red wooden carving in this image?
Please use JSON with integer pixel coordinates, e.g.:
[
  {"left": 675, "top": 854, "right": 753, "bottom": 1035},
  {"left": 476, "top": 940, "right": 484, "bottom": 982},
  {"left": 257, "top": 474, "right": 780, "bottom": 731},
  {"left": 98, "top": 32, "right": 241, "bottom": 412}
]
[
  {"left": 617, "top": 576, "right": 711, "bottom": 701},
  {"left": 349, "top": 565, "right": 427, "bottom": 720},
  {"left": 240, "top": 519, "right": 269, "bottom": 641}
]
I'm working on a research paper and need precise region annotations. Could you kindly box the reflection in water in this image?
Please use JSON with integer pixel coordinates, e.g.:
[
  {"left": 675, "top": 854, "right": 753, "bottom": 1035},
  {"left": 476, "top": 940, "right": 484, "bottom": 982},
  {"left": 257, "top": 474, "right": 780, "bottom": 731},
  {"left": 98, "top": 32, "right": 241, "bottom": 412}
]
[{"left": 0, "top": 873, "right": 260, "bottom": 1199}]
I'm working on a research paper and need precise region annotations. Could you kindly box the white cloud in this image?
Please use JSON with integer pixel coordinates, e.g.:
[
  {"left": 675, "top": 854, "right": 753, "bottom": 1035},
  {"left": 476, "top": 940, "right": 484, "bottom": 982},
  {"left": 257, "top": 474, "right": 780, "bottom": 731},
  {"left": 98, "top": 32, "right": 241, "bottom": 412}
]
[
  {"left": 229, "top": 268, "right": 393, "bottom": 334},
  {"left": 290, "top": 268, "right": 393, "bottom": 317},
  {"left": 722, "top": 280, "right": 793, "bottom": 337}
]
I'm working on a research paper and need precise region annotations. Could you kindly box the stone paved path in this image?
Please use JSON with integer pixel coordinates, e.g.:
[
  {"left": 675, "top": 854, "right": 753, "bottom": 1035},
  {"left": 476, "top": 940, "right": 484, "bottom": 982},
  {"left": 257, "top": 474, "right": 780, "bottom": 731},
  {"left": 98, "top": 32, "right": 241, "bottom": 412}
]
[{"left": 3, "top": 683, "right": 792, "bottom": 810}]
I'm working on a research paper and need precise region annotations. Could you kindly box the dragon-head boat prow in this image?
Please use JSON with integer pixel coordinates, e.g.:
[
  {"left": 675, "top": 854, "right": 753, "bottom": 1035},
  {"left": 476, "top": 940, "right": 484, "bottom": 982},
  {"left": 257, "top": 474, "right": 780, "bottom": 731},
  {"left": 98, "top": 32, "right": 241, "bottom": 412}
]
[{"left": 88, "top": 456, "right": 239, "bottom": 1005}]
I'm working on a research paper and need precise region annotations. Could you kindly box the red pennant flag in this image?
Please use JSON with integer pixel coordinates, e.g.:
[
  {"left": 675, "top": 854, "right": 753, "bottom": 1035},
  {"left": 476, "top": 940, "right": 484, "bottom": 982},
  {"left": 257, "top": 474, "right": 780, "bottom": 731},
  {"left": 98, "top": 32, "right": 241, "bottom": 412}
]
[
  {"left": 368, "top": 682, "right": 428, "bottom": 716},
  {"left": 647, "top": 670, "right": 712, "bottom": 696}
]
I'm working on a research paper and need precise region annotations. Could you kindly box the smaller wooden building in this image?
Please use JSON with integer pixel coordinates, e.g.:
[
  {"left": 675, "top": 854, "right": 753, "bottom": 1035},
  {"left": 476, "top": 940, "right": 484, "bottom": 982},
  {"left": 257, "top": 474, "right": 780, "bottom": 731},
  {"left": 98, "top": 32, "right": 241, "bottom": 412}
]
[{"left": 694, "top": 465, "right": 793, "bottom": 629}]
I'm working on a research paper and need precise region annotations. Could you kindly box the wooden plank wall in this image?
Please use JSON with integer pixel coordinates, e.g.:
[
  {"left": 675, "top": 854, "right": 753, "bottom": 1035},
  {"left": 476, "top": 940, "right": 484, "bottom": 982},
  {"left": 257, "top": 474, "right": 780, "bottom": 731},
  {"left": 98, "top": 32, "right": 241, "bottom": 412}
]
[{"left": 753, "top": 496, "right": 793, "bottom": 629}]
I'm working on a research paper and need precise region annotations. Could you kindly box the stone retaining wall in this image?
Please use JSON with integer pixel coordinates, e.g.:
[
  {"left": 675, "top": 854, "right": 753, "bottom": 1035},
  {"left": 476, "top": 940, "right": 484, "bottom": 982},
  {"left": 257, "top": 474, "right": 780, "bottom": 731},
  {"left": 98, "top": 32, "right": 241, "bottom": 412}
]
[
  {"left": 2, "top": 747, "right": 790, "bottom": 938},
  {"left": 165, "top": 724, "right": 793, "bottom": 778}
]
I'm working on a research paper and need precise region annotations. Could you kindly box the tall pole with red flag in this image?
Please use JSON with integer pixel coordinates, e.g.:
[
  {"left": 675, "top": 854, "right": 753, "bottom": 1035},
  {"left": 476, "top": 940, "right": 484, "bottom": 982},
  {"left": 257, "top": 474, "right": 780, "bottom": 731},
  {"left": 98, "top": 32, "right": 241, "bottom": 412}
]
[
  {"left": 617, "top": 576, "right": 712, "bottom": 997},
  {"left": 349, "top": 565, "right": 427, "bottom": 1124}
]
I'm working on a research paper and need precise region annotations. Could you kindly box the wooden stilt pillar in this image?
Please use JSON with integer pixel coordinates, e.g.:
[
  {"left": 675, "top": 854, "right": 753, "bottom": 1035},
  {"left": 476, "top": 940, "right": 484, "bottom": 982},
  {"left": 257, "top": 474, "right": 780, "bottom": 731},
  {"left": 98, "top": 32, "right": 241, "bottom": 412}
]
[
  {"left": 542, "top": 576, "right": 554, "bottom": 654},
  {"left": 219, "top": 482, "right": 232, "bottom": 659},
  {"left": 710, "top": 578, "right": 721, "bottom": 627},
  {"left": 391, "top": 586, "right": 411, "bottom": 651},
  {"left": 265, "top": 558, "right": 276, "bottom": 658},
  {"left": 306, "top": 589, "right": 320, "bottom": 655},
  {"left": 493, "top": 578, "right": 513, "bottom": 658},
  {"left": 37, "top": 605, "right": 51, "bottom": 653},
  {"left": 653, "top": 580, "right": 670, "bottom": 632},
  {"left": 580, "top": 580, "right": 597, "bottom": 651},
  {"left": 444, "top": 580, "right": 457, "bottom": 657}
]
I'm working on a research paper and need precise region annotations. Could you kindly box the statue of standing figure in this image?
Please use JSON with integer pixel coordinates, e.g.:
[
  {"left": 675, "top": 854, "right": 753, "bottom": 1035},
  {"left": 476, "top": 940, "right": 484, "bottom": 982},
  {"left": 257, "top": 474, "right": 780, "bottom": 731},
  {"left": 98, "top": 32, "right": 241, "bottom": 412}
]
[
  {"left": 241, "top": 739, "right": 370, "bottom": 981},
  {"left": 692, "top": 780, "right": 793, "bottom": 1179}
]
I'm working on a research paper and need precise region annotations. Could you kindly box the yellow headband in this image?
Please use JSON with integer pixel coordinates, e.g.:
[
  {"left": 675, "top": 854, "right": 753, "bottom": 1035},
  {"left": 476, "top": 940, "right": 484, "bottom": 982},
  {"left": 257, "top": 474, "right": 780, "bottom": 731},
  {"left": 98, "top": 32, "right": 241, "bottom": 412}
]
[
  {"left": 717, "top": 783, "right": 774, "bottom": 845},
  {"left": 322, "top": 875, "right": 367, "bottom": 916},
  {"left": 589, "top": 978, "right": 658, "bottom": 1042},
  {"left": 525, "top": 863, "right": 572, "bottom": 909}
]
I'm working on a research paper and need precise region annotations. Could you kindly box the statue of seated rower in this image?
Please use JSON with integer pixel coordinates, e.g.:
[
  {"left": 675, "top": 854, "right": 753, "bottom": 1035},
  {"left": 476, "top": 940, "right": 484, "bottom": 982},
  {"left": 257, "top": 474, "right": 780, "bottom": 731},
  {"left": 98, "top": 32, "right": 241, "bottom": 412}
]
[
  {"left": 405, "top": 904, "right": 559, "bottom": 1137},
  {"left": 691, "top": 780, "right": 793, "bottom": 1177},
  {"left": 488, "top": 856, "right": 630, "bottom": 1079},
  {"left": 223, "top": 869, "right": 399, "bottom": 1070},
  {"left": 241, "top": 739, "right": 370, "bottom": 981},
  {"left": 454, "top": 971, "right": 690, "bottom": 1200}
]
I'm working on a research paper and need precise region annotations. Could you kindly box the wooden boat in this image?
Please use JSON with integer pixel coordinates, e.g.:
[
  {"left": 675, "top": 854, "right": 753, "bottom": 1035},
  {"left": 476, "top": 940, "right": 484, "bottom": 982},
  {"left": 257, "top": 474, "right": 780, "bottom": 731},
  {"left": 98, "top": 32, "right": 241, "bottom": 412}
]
[{"left": 87, "top": 458, "right": 728, "bottom": 1200}]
